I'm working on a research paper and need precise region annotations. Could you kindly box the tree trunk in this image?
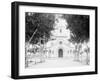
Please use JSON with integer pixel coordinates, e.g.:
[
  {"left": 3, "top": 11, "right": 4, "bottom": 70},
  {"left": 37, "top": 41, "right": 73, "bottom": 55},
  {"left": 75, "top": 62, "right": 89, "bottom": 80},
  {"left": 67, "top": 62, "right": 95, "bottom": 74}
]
[{"left": 25, "top": 47, "right": 28, "bottom": 68}]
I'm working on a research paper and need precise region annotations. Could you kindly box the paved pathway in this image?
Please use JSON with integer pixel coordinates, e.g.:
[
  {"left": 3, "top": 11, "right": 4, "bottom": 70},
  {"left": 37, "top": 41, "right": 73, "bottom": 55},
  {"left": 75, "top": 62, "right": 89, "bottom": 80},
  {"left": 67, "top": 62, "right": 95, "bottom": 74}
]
[{"left": 28, "top": 57, "right": 86, "bottom": 69}]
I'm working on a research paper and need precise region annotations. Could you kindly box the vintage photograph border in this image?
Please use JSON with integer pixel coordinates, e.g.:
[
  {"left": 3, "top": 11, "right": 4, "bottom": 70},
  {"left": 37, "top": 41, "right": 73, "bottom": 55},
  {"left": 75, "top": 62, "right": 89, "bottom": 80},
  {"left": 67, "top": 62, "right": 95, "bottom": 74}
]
[{"left": 11, "top": 1, "right": 98, "bottom": 79}]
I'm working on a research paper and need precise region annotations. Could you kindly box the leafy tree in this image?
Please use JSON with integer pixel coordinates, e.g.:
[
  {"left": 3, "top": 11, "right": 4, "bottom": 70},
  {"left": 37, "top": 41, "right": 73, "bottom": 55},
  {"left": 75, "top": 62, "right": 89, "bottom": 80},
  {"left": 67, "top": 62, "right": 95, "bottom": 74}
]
[
  {"left": 25, "top": 12, "right": 55, "bottom": 44},
  {"left": 63, "top": 14, "right": 89, "bottom": 43}
]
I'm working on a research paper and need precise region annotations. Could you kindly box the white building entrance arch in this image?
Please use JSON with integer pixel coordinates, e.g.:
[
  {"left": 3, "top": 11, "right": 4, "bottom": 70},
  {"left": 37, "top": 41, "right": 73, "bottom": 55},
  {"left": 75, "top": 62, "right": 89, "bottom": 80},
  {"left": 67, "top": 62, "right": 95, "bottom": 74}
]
[{"left": 58, "top": 48, "right": 63, "bottom": 58}]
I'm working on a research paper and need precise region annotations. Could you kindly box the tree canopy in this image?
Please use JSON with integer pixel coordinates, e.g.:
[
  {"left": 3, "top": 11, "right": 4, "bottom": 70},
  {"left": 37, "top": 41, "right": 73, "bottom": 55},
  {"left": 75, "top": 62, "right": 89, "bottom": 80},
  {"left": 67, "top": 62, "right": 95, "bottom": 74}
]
[
  {"left": 25, "top": 12, "right": 55, "bottom": 44},
  {"left": 63, "top": 14, "right": 89, "bottom": 43}
]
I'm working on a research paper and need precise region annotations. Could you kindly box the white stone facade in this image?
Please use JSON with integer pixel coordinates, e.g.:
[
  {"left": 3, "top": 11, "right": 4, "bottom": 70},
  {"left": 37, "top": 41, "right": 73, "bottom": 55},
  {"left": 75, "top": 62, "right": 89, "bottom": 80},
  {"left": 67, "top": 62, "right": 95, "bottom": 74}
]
[{"left": 44, "top": 14, "right": 74, "bottom": 58}]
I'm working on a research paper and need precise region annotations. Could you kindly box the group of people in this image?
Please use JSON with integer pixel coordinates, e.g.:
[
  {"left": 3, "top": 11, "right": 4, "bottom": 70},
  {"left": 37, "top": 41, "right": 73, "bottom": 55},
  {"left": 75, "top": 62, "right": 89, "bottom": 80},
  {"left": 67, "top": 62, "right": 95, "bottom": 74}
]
[{"left": 25, "top": 43, "right": 46, "bottom": 68}]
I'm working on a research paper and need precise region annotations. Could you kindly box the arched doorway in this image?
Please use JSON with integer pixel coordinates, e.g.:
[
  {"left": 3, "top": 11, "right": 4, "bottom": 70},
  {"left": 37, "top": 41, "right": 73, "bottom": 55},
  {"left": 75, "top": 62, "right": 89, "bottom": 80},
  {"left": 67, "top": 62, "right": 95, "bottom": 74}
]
[{"left": 58, "top": 49, "right": 63, "bottom": 58}]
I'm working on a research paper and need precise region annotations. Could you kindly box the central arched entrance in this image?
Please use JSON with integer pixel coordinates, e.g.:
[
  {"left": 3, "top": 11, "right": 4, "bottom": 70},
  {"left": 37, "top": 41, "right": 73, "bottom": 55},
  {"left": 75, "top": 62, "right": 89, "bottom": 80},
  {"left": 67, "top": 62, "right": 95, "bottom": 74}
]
[{"left": 58, "top": 49, "right": 63, "bottom": 58}]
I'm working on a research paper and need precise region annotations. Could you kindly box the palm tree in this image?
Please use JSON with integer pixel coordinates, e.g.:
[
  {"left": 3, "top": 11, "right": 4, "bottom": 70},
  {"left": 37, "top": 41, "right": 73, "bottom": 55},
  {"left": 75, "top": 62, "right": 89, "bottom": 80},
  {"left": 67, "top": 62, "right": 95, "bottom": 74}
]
[{"left": 25, "top": 13, "right": 55, "bottom": 67}]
